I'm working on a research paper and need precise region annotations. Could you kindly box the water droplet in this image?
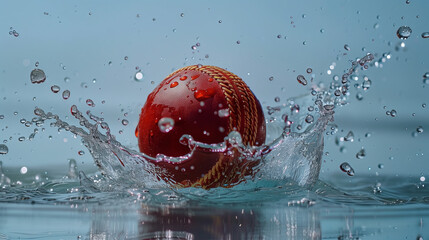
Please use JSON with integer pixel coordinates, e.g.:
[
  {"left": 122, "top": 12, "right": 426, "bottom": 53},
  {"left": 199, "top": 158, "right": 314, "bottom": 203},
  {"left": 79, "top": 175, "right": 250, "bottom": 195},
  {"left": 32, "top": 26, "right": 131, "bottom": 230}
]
[
  {"left": 356, "top": 93, "right": 363, "bottom": 101},
  {"left": 334, "top": 89, "right": 342, "bottom": 96},
  {"left": 356, "top": 148, "right": 366, "bottom": 159},
  {"left": 64, "top": 77, "right": 70, "bottom": 83},
  {"left": 51, "top": 85, "right": 60, "bottom": 93},
  {"left": 378, "top": 163, "right": 384, "bottom": 169},
  {"left": 323, "top": 105, "right": 335, "bottom": 111},
  {"left": 269, "top": 76, "right": 274, "bottom": 81},
  {"left": 0, "top": 144, "right": 8, "bottom": 154},
  {"left": 423, "top": 72, "right": 429, "bottom": 79},
  {"left": 62, "top": 90, "right": 70, "bottom": 100},
  {"left": 390, "top": 109, "right": 397, "bottom": 117},
  {"left": 30, "top": 69, "right": 46, "bottom": 84},
  {"left": 218, "top": 20, "right": 222, "bottom": 23},
  {"left": 18, "top": 136, "right": 25, "bottom": 142},
  {"left": 344, "top": 131, "right": 354, "bottom": 142},
  {"left": 180, "top": 76, "right": 188, "bottom": 81},
  {"left": 305, "top": 115, "right": 314, "bottom": 123},
  {"left": 170, "top": 81, "right": 179, "bottom": 88},
  {"left": 236, "top": 40, "right": 241, "bottom": 44},
  {"left": 420, "top": 176, "right": 426, "bottom": 182},
  {"left": 422, "top": 32, "right": 429, "bottom": 39},
  {"left": 122, "top": 119, "right": 129, "bottom": 126},
  {"left": 344, "top": 44, "right": 351, "bottom": 51},
  {"left": 218, "top": 108, "right": 230, "bottom": 118},
  {"left": 340, "top": 162, "right": 355, "bottom": 176},
  {"left": 180, "top": 13, "right": 184, "bottom": 17},
  {"left": 416, "top": 126, "right": 423, "bottom": 133},
  {"left": 135, "top": 71, "right": 144, "bottom": 81},
  {"left": 397, "top": 26, "right": 412, "bottom": 39},
  {"left": 362, "top": 79, "right": 372, "bottom": 90},
  {"left": 291, "top": 104, "right": 300, "bottom": 114},
  {"left": 277, "top": 34, "right": 282, "bottom": 39},
  {"left": 297, "top": 75, "right": 307, "bottom": 86},
  {"left": 306, "top": 68, "right": 312, "bottom": 74},
  {"left": 191, "top": 45, "right": 197, "bottom": 50},
  {"left": 124, "top": 56, "right": 128, "bottom": 60},
  {"left": 78, "top": 150, "right": 85, "bottom": 155},
  {"left": 86, "top": 99, "right": 95, "bottom": 107},
  {"left": 194, "top": 88, "right": 216, "bottom": 101},
  {"left": 320, "top": 29, "right": 325, "bottom": 33},
  {"left": 0, "top": 115, "right": 4, "bottom": 119},
  {"left": 274, "top": 97, "right": 280, "bottom": 102},
  {"left": 423, "top": 103, "right": 427, "bottom": 108},
  {"left": 158, "top": 117, "right": 174, "bottom": 133},
  {"left": 20, "top": 166, "right": 28, "bottom": 174},
  {"left": 302, "top": 41, "right": 307, "bottom": 45}
]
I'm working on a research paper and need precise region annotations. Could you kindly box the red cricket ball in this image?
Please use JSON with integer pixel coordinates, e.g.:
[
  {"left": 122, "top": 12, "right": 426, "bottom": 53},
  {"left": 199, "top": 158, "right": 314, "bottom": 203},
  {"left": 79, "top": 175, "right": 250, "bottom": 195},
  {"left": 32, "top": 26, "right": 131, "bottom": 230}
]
[{"left": 136, "top": 65, "right": 266, "bottom": 189}]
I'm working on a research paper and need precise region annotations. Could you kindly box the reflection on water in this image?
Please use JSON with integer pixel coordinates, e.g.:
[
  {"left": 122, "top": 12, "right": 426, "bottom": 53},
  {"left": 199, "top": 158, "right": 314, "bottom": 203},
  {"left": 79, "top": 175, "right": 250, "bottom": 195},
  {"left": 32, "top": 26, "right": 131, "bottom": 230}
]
[
  {"left": 0, "top": 171, "right": 428, "bottom": 239},
  {"left": 1, "top": 192, "right": 427, "bottom": 239}
]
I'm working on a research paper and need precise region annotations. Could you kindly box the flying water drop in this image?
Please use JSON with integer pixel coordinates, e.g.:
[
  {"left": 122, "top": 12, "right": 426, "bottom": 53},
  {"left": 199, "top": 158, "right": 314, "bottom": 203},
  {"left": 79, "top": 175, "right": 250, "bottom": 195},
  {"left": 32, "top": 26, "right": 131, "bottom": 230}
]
[
  {"left": 158, "top": 117, "right": 174, "bottom": 133},
  {"left": 0, "top": 144, "right": 8, "bottom": 154},
  {"left": 51, "top": 85, "right": 60, "bottom": 93},
  {"left": 421, "top": 32, "right": 429, "bottom": 39},
  {"left": 297, "top": 75, "right": 308, "bottom": 86},
  {"left": 30, "top": 69, "right": 46, "bottom": 84},
  {"left": 344, "top": 131, "right": 354, "bottom": 142},
  {"left": 340, "top": 162, "right": 355, "bottom": 176},
  {"left": 135, "top": 71, "right": 144, "bottom": 81},
  {"left": 86, "top": 99, "right": 95, "bottom": 107},
  {"left": 62, "top": 90, "right": 70, "bottom": 100},
  {"left": 356, "top": 148, "right": 366, "bottom": 159},
  {"left": 396, "top": 26, "right": 412, "bottom": 39}
]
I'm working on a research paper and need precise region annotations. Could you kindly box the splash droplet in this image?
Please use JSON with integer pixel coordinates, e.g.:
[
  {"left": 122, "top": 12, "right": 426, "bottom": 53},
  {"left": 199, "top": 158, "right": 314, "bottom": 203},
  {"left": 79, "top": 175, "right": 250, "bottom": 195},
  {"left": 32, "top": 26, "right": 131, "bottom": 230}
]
[
  {"left": 344, "top": 131, "right": 354, "bottom": 142},
  {"left": 306, "top": 68, "right": 312, "bottom": 74},
  {"left": 422, "top": 32, "right": 429, "bottom": 39},
  {"left": 344, "top": 44, "right": 351, "bottom": 51},
  {"left": 158, "top": 117, "right": 174, "bottom": 133},
  {"left": 122, "top": 119, "right": 129, "bottom": 126},
  {"left": 0, "top": 144, "right": 8, "bottom": 154},
  {"left": 51, "top": 85, "right": 60, "bottom": 93},
  {"left": 356, "top": 148, "right": 366, "bottom": 159},
  {"left": 30, "top": 69, "right": 46, "bottom": 84},
  {"left": 20, "top": 166, "right": 28, "bottom": 174},
  {"left": 218, "top": 108, "right": 230, "bottom": 118},
  {"left": 86, "top": 99, "right": 95, "bottom": 107},
  {"left": 362, "top": 79, "right": 372, "bottom": 90},
  {"left": 62, "top": 90, "right": 70, "bottom": 100},
  {"left": 390, "top": 109, "right": 397, "bottom": 117},
  {"left": 135, "top": 71, "right": 144, "bottom": 81},
  {"left": 340, "top": 162, "right": 355, "bottom": 176},
  {"left": 305, "top": 114, "right": 314, "bottom": 123},
  {"left": 297, "top": 75, "right": 308, "bottom": 86},
  {"left": 397, "top": 26, "right": 412, "bottom": 39},
  {"left": 416, "top": 126, "right": 423, "bottom": 133}
]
